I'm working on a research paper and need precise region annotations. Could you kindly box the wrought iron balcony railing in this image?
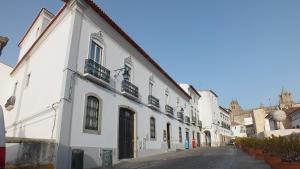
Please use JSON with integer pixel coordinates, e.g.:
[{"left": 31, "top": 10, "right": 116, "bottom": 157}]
[
  {"left": 185, "top": 116, "right": 190, "bottom": 124},
  {"left": 198, "top": 120, "right": 202, "bottom": 128},
  {"left": 165, "top": 105, "right": 174, "bottom": 116},
  {"left": 121, "top": 80, "right": 139, "bottom": 98},
  {"left": 84, "top": 59, "right": 110, "bottom": 83},
  {"left": 148, "top": 95, "right": 160, "bottom": 109},
  {"left": 191, "top": 116, "right": 197, "bottom": 124},
  {"left": 177, "top": 111, "right": 184, "bottom": 121},
  {"left": 5, "top": 96, "right": 16, "bottom": 111}
]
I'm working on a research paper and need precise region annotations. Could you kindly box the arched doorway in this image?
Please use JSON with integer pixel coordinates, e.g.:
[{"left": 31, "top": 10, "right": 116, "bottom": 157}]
[
  {"left": 204, "top": 131, "right": 211, "bottom": 147},
  {"left": 118, "top": 107, "right": 135, "bottom": 159}
]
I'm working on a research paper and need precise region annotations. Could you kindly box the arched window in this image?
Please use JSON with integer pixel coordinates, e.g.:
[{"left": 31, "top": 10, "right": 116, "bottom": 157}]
[
  {"left": 150, "top": 117, "right": 156, "bottom": 139},
  {"left": 84, "top": 95, "right": 102, "bottom": 134}
]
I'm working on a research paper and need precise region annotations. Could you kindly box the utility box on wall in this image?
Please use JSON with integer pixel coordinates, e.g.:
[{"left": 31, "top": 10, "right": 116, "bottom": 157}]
[{"left": 102, "top": 149, "right": 112, "bottom": 169}]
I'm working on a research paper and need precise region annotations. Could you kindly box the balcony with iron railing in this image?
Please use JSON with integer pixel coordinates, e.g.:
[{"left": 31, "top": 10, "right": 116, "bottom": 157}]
[
  {"left": 84, "top": 59, "right": 110, "bottom": 85},
  {"left": 165, "top": 105, "right": 174, "bottom": 116},
  {"left": 177, "top": 110, "right": 184, "bottom": 121},
  {"left": 148, "top": 95, "right": 160, "bottom": 109},
  {"left": 5, "top": 96, "right": 15, "bottom": 111},
  {"left": 185, "top": 116, "right": 190, "bottom": 124},
  {"left": 191, "top": 116, "right": 197, "bottom": 125},
  {"left": 121, "top": 80, "right": 139, "bottom": 99}
]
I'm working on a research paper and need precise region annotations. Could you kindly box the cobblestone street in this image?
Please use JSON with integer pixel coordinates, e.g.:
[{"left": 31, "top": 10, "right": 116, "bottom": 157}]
[{"left": 113, "top": 146, "right": 271, "bottom": 169}]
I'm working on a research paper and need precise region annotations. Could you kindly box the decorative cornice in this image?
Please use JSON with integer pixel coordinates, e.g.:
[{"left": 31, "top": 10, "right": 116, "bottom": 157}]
[{"left": 91, "top": 31, "right": 104, "bottom": 43}]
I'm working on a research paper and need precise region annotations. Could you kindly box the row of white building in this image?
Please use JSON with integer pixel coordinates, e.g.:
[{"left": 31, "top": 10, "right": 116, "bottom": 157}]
[{"left": 0, "top": 0, "right": 232, "bottom": 168}]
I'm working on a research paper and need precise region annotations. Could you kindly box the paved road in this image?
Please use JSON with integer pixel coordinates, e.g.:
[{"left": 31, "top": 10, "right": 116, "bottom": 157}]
[{"left": 113, "top": 146, "right": 271, "bottom": 169}]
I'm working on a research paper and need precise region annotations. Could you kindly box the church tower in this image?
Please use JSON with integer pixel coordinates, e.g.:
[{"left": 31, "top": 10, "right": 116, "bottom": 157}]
[
  {"left": 279, "top": 88, "right": 294, "bottom": 108},
  {"left": 229, "top": 100, "right": 242, "bottom": 121}
]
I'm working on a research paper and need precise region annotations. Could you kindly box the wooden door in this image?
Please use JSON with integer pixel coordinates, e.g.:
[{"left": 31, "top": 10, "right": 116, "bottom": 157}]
[{"left": 118, "top": 108, "right": 134, "bottom": 159}]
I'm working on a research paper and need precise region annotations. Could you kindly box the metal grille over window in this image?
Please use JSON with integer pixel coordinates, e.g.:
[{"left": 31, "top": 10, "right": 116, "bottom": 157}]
[
  {"left": 85, "top": 96, "right": 99, "bottom": 131},
  {"left": 150, "top": 117, "right": 156, "bottom": 139}
]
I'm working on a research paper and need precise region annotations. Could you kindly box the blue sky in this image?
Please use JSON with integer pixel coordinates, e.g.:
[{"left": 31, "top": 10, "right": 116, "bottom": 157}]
[{"left": 1, "top": 0, "right": 300, "bottom": 109}]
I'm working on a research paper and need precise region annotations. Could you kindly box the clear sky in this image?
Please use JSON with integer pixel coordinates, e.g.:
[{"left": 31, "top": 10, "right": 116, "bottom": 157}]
[{"left": 1, "top": 0, "right": 300, "bottom": 109}]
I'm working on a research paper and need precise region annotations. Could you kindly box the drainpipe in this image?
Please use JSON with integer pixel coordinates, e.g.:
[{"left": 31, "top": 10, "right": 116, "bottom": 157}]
[{"left": 55, "top": 2, "right": 84, "bottom": 169}]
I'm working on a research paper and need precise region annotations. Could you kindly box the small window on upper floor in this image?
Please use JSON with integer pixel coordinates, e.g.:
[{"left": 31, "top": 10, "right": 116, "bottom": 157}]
[
  {"left": 36, "top": 27, "right": 40, "bottom": 37},
  {"left": 165, "top": 89, "right": 169, "bottom": 105},
  {"left": 176, "top": 97, "right": 180, "bottom": 105},
  {"left": 89, "top": 40, "right": 103, "bottom": 64},
  {"left": 13, "top": 82, "right": 18, "bottom": 96},
  {"left": 149, "top": 81, "right": 153, "bottom": 96},
  {"left": 25, "top": 73, "right": 31, "bottom": 87}
]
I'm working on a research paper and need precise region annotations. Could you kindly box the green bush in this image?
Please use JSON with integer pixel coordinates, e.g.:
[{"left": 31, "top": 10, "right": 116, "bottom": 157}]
[{"left": 236, "top": 134, "right": 300, "bottom": 162}]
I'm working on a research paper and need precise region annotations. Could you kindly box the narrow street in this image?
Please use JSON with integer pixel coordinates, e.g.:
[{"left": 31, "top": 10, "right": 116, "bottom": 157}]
[{"left": 113, "top": 146, "right": 271, "bottom": 169}]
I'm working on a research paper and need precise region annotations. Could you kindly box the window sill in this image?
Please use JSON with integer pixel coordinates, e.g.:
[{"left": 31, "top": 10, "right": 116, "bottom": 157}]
[{"left": 83, "top": 129, "right": 101, "bottom": 135}]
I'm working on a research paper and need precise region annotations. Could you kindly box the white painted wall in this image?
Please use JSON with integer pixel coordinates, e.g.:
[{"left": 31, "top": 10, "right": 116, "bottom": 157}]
[
  {"left": 231, "top": 124, "right": 247, "bottom": 138},
  {"left": 3, "top": 9, "right": 72, "bottom": 140},
  {"left": 218, "top": 107, "right": 232, "bottom": 138},
  {"left": 18, "top": 9, "right": 54, "bottom": 61},
  {"left": 66, "top": 4, "right": 196, "bottom": 167},
  {"left": 0, "top": 1, "right": 208, "bottom": 168},
  {"left": 0, "top": 63, "right": 13, "bottom": 108},
  {"left": 197, "top": 90, "right": 219, "bottom": 147}
]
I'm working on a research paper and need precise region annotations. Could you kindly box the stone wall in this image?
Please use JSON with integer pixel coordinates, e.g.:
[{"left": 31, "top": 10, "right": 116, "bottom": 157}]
[{"left": 6, "top": 137, "right": 56, "bottom": 168}]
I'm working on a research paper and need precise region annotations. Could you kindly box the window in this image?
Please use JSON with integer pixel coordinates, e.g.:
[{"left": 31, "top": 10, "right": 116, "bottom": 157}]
[
  {"left": 124, "top": 64, "right": 132, "bottom": 82},
  {"left": 89, "top": 40, "right": 103, "bottom": 64},
  {"left": 179, "top": 127, "right": 182, "bottom": 143},
  {"left": 149, "top": 82, "right": 153, "bottom": 96},
  {"left": 13, "top": 82, "right": 18, "bottom": 96},
  {"left": 84, "top": 95, "right": 102, "bottom": 134},
  {"left": 150, "top": 117, "right": 156, "bottom": 139},
  {"left": 25, "top": 73, "right": 31, "bottom": 87},
  {"left": 36, "top": 27, "right": 40, "bottom": 37},
  {"left": 165, "top": 89, "right": 169, "bottom": 105}
]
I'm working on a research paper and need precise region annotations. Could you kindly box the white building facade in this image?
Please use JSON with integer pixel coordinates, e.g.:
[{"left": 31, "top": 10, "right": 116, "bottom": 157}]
[
  {"left": 179, "top": 84, "right": 202, "bottom": 147},
  {"left": 0, "top": 0, "right": 206, "bottom": 168},
  {"left": 218, "top": 106, "right": 232, "bottom": 146},
  {"left": 231, "top": 121, "right": 247, "bottom": 138},
  {"left": 197, "top": 90, "right": 220, "bottom": 147}
]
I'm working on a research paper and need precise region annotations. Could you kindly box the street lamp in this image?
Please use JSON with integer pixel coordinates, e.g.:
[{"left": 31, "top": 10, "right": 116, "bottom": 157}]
[
  {"left": 122, "top": 68, "right": 130, "bottom": 81},
  {"left": 114, "top": 66, "right": 130, "bottom": 80}
]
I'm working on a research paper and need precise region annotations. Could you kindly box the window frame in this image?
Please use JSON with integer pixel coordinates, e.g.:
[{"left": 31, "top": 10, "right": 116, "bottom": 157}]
[
  {"left": 179, "top": 127, "right": 182, "bottom": 143},
  {"left": 150, "top": 116, "right": 156, "bottom": 140},
  {"left": 25, "top": 73, "right": 31, "bottom": 88},
  {"left": 83, "top": 93, "right": 103, "bottom": 135},
  {"left": 89, "top": 39, "right": 104, "bottom": 65},
  {"left": 149, "top": 81, "right": 154, "bottom": 96}
]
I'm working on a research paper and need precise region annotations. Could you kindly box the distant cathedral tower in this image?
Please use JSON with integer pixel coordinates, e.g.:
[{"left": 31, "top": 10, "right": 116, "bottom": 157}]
[
  {"left": 279, "top": 88, "right": 294, "bottom": 108},
  {"left": 229, "top": 100, "right": 242, "bottom": 121}
]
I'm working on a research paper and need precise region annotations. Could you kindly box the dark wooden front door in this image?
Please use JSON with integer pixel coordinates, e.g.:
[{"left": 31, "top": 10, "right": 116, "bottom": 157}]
[
  {"left": 167, "top": 123, "right": 171, "bottom": 149},
  {"left": 118, "top": 108, "right": 134, "bottom": 159},
  {"left": 197, "top": 132, "right": 201, "bottom": 147}
]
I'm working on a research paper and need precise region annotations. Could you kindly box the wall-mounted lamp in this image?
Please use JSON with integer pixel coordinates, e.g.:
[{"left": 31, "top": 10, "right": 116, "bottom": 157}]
[{"left": 113, "top": 67, "right": 130, "bottom": 80}]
